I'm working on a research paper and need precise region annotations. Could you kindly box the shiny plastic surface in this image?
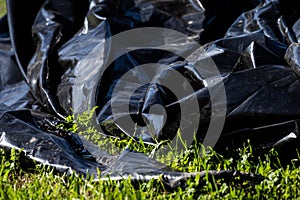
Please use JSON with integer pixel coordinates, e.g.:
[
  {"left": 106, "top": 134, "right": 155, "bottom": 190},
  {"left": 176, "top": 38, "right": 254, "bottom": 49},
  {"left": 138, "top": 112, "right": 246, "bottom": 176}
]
[{"left": 1, "top": 0, "right": 300, "bottom": 186}]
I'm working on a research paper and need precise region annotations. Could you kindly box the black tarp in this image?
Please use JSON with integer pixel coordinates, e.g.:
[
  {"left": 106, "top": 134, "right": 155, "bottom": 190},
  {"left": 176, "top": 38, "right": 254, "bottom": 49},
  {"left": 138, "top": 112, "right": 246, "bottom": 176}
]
[{"left": 1, "top": 0, "right": 300, "bottom": 187}]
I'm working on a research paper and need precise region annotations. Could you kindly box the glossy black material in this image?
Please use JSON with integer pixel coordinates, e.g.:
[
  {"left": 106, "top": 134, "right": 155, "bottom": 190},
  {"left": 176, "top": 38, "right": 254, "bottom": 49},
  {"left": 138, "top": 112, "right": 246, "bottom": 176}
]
[{"left": 1, "top": 0, "right": 300, "bottom": 186}]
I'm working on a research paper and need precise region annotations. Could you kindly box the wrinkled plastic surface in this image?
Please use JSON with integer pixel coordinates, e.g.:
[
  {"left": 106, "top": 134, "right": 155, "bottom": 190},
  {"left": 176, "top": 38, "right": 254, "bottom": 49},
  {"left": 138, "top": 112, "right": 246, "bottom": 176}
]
[{"left": 1, "top": 0, "right": 300, "bottom": 186}]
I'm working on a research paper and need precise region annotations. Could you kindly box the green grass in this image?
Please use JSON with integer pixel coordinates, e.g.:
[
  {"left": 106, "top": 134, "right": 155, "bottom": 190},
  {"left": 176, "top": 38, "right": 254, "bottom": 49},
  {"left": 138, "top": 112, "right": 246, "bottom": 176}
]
[
  {"left": 1, "top": 109, "right": 300, "bottom": 199},
  {"left": 1, "top": 139, "right": 300, "bottom": 199},
  {"left": 0, "top": 0, "right": 5, "bottom": 17}
]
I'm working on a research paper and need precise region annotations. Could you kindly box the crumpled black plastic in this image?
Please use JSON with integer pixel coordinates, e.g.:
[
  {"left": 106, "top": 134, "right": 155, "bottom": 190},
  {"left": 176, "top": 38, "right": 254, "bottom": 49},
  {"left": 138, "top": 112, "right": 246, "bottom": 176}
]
[{"left": 1, "top": 0, "right": 300, "bottom": 187}]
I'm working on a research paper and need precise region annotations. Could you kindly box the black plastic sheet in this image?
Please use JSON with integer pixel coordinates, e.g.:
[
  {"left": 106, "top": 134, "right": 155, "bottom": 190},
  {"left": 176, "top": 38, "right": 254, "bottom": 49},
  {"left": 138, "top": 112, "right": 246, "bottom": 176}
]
[{"left": 1, "top": 0, "right": 300, "bottom": 187}]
